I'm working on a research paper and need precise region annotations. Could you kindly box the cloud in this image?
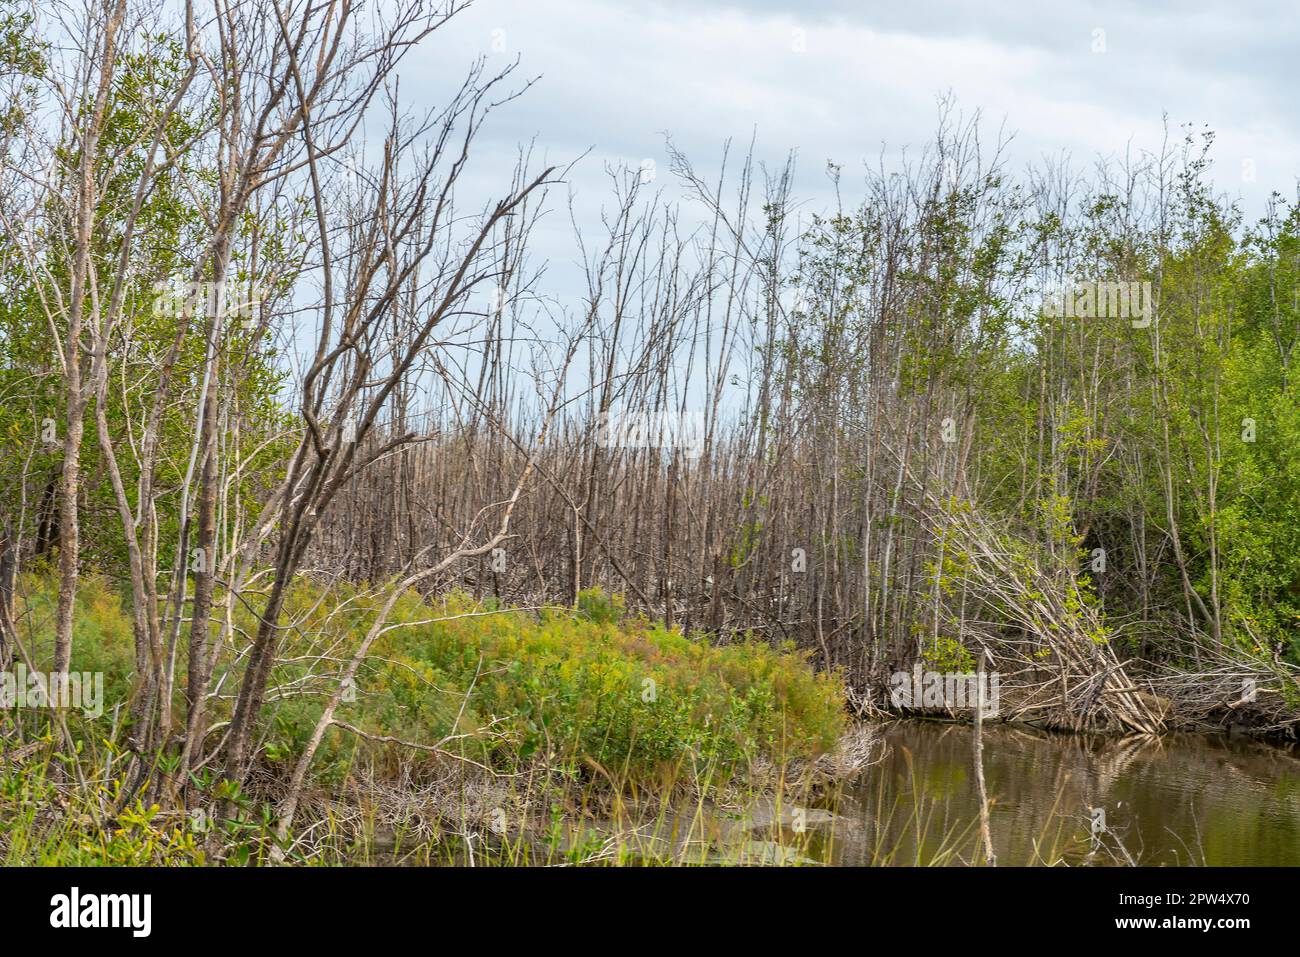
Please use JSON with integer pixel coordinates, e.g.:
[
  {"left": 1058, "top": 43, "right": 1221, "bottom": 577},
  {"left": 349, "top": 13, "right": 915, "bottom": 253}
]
[{"left": 396, "top": 0, "right": 1300, "bottom": 298}]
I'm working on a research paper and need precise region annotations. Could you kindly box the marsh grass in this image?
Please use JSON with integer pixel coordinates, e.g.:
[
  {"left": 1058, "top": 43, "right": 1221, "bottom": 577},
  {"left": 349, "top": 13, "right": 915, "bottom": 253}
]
[{"left": 1, "top": 573, "right": 858, "bottom": 866}]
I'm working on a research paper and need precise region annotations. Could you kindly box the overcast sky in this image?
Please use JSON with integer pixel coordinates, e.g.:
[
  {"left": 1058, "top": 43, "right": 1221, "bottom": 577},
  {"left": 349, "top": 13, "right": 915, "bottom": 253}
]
[{"left": 399, "top": 0, "right": 1299, "bottom": 298}]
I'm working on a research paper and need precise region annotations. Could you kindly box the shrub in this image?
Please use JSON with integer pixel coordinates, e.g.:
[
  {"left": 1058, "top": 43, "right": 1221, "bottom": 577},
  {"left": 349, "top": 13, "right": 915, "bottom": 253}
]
[
  {"left": 8, "top": 574, "right": 847, "bottom": 791},
  {"left": 342, "top": 585, "right": 847, "bottom": 785}
]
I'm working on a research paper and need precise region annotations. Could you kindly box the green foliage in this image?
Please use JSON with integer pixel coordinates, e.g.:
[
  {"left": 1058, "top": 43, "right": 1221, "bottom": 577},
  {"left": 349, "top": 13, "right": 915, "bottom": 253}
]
[
  {"left": 9, "top": 575, "right": 846, "bottom": 791},
  {"left": 11, "top": 570, "right": 136, "bottom": 707},
  {"left": 267, "top": 584, "right": 846, "bottom": 787},
  {"left": 0, "top": 32, "right": 295, "bottom": 586},
  {"left": 921, "top": 635, "right": 975, "bottom": 673},
  {"left": 575, "top": 586, "right": 625, "bottom": 624}
]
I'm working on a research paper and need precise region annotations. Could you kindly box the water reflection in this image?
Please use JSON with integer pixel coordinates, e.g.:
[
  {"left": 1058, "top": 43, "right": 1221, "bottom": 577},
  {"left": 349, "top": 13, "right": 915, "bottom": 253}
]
[{"left": 828, "top": 722, "right": 1300, "bottom": 866}]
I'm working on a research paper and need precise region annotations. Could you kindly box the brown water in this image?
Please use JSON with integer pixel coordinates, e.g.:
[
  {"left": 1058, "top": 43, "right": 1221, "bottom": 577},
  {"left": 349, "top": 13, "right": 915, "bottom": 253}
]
[
  {"left": 823, "top": 721, "right": 1300, "bottom": 866},
  {"left": 415, "top": 721, "right": 1300, "bottom": 865}
]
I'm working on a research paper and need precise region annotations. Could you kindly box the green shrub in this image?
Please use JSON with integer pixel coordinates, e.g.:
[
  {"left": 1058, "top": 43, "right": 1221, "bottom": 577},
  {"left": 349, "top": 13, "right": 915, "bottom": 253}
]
[
  {"left": 338, "top": 585, "right": 847, "bottom": 785},
  {"left": 575, "top": 586, "right": 624, "bottom": 624},
  {"left": 255, "top": 583, "right": 846, "bottom": 785},
  {"left": 11, "top": 570, "right": 136, "bottom": 712},
  {"left": 8, "top": 574, "right": 847, "bottom": 791}
]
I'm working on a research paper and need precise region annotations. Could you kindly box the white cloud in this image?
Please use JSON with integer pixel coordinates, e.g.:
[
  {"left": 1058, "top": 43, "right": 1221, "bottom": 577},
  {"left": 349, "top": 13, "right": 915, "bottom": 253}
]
[{"left": 395, "top": 0, "right": 1300, "bottom": 299}]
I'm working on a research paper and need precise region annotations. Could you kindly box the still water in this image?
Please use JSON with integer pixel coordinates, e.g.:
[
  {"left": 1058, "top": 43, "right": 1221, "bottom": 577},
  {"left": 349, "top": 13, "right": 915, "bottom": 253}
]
[{"left": 823, "top": 721, "right": 1300, "bottom": 866}]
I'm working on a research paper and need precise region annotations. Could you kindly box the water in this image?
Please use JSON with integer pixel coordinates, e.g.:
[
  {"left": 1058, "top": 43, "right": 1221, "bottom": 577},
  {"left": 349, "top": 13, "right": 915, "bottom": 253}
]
[
  {"left": 824, "top": 721, "right": 1300, "bottom": 866},
  {"left": 411, "top": 720, "right": 1300, "bottom": 865}
]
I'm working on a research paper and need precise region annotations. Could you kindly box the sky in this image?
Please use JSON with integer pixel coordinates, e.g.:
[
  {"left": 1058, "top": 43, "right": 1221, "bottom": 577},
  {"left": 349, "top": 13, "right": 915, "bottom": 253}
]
[
  {"left": 401, "top": 0, "right": 1297, "bottom": 223},
  {"left": 328, "top": 0, "right": 1300, "bottom": 362},
  {"left": 352, "top": 0, "right": 1300, "bottom": 409}
]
